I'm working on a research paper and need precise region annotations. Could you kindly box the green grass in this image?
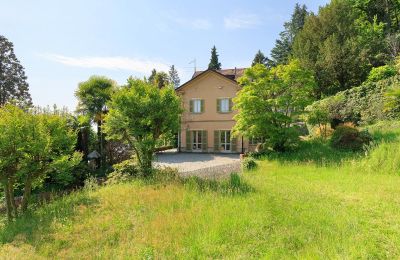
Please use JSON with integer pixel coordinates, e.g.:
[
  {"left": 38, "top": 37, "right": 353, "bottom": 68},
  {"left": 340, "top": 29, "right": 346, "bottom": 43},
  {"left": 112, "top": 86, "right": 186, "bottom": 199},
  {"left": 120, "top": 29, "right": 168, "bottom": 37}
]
[{"left": 1, "top": 121, "right": 400, "bottom": 259}]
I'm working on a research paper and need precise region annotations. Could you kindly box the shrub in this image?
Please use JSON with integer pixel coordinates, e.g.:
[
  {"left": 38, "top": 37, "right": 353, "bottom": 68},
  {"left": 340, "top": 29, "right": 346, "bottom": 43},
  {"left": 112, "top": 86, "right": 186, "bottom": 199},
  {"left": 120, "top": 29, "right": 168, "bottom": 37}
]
[
  {"left": 242, "top": 157, "right": 257, "bottom": 170},
  {"left": 105, "top": 171, "right": 132, "bottom": 185},
  {"left": 111, "top": 159, "right": 138, "bottom": 176},
  {"left": 330, "top": 126, "right": 372, "bottom": 151},
  {"left": 367, "top": 65, "right": 397, "bottom": 82}
]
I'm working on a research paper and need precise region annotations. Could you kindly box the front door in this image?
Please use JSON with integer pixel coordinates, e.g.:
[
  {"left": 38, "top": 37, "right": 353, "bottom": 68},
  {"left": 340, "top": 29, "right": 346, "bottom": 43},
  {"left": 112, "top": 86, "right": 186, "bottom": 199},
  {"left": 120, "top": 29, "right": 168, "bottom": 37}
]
[
  {"left": 192, "top": 130, "right": 202, "bottom": 151},
  {"left": 220, "top": 130, "right": 231, "bottom": 152}
]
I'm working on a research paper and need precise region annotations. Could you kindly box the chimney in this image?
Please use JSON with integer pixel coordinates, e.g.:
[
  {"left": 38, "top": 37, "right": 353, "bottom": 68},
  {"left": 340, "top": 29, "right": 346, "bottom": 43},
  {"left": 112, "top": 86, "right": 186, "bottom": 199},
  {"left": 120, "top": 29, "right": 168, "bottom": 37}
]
[{"left": 234, "top": 67, "right": 237, "bottom": 77}]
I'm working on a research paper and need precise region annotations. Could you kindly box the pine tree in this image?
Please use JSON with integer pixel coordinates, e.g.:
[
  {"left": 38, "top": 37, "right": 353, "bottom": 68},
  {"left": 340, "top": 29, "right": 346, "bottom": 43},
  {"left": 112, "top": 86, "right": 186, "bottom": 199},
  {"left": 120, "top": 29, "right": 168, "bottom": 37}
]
[
  {"left": 168, "top": 65, "right": 180, "bottom": 88},
  {"left": 252, "top": 50, "right": 267, "bottom": 66},
  {"left": 0, "top": 35, "right": 32, "bottom": 107},
  {"left": 208, "top": 45, "right": 222, "bottom": 70},
  {"left": 270, "top": 4, "right": 309, "bottom": 65}
]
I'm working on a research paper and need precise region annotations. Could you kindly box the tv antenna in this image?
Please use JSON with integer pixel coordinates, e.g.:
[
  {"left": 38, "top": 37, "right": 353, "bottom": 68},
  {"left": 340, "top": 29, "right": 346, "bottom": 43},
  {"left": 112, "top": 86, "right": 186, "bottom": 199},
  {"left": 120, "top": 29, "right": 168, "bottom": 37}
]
[{"left": 189, "top": 58, "right": 196, "bottom": 73}]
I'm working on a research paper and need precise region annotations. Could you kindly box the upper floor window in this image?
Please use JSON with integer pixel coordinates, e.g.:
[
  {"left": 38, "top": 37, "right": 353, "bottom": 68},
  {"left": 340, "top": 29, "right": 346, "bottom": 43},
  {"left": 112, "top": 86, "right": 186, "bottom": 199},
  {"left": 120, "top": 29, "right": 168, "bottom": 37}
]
[
  {"left": 217, "top": 98, "right": 232, "bottom": 113},
  {"left": 190, "top": 99, "right": 204, "bottom": 114}
]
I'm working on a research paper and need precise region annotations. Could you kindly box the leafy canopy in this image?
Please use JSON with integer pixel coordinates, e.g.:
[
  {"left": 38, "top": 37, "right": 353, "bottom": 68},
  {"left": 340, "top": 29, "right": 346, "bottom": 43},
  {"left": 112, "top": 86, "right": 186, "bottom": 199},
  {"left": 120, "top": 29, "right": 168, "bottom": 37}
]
[
  {"left": 233, "top": 60, "right": 315, "bottom": 151},
  {"left": 104, "top": 78, "right": 182, "bottom": 175}
]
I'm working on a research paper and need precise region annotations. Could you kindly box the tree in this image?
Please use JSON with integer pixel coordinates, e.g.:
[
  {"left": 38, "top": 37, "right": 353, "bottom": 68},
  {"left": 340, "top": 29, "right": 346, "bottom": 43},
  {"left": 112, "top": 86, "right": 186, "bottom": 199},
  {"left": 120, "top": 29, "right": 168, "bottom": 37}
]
[
  {"left": 168, "top": 65, "right": 180, "bottom": 88},
  {"left": 208, "top": 45, "right": 222, "bottom": 70},
  {"left": 148, "top": 69, "right": 157, "bottom": 84},
  {"left": 252, "top": 50, "right": 268, "bottom": 66},
  {"left": 293, "top": 0, "right": 376, "bottom": 97},
  {"left": 233, "top": 61, "right": 316, "bottom": 151},
  {"left": 270, "top": 3, "right": 309, "bottom": 65},
  {"left": 103, "top": 78, "right": 182, "bottom": 176},
  {"left": 0, "top": 35, "right": 32, "bottom": 107},
  {"left": 154, "top": 71, "right": 171, "bottom": 89},
  {"left": 75, "top": 76, "right": 116, "bottom": 164}
]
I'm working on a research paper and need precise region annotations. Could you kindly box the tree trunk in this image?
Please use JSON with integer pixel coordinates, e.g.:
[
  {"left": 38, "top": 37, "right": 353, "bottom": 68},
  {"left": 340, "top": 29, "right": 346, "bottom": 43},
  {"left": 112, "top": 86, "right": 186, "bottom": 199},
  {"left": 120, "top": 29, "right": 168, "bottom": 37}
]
[
  {"left": 8, "top": 176, "right": 17, "bottom": 217},
  {"left": 21, "top": 176, "right": 33, "bottom": 212},
  {"left": 3, "top": 179, "right": 13, "bottom": 221}
]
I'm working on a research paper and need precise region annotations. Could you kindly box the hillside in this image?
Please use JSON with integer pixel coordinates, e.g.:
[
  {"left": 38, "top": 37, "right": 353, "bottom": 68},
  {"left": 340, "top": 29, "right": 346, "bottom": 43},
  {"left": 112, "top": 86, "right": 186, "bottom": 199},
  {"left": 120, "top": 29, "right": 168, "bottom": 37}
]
[{"left": 1, "top": 122, "right": 400, "bottom": 259}]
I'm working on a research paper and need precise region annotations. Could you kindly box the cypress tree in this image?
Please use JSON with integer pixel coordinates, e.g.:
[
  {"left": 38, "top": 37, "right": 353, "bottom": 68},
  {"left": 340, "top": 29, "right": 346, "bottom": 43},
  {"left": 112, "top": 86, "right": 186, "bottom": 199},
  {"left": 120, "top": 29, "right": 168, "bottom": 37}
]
[{"left": 208, "top": 45, "right": 222, "bottom": 70}]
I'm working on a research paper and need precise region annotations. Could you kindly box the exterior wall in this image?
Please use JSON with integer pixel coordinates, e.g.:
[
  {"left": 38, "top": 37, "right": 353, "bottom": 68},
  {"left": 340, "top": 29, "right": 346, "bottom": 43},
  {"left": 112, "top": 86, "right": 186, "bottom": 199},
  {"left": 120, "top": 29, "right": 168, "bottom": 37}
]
[{"left": 177, "top": 71, "right": 251, "bottom": 153}]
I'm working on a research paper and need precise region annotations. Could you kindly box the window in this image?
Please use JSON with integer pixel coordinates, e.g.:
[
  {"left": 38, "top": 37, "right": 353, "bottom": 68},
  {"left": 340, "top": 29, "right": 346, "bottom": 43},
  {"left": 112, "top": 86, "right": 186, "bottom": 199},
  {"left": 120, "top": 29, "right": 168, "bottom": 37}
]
[
  {"left": 217, "top": 98, "right": 232, "bottom": 113},
  {"left": 192, "top": 130, "right": 202, "bottom": 150},
  {"left": 249, "top": 137, "right": 263, "bottom": 145},
  {"left": 190, "top": 99, "right": 203, "bottom": 113},
  {"left": 220, "top": 130, "right": 231, "bottom": 151}
]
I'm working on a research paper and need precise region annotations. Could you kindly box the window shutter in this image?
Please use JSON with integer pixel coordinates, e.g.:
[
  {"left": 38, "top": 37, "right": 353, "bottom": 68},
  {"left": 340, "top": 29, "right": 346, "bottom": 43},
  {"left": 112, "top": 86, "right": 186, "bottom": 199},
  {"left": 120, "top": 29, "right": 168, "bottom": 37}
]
[
  {"left": 202, "top": 130, "right": 208, "bottom": 152},
  {"left": 201, "top": 99, "right": 205, "bottom": 113},
  {"left": 229, "top": 98, "right": 233, "bottom": 112},
  {"left": 186, "top": 130, "right": 191, "bottom": 151},
  {"left": 214, "top": 130, "right": 220, "bottom": 151},
  {"left": 231, "top": 136, "right": 237, "bottom": 152},
  {"left": 189, "top": 100, "right": 194, "bottom": 113},
  {"left": 217, "top": 99, "right": 221, "bottom": 113}
]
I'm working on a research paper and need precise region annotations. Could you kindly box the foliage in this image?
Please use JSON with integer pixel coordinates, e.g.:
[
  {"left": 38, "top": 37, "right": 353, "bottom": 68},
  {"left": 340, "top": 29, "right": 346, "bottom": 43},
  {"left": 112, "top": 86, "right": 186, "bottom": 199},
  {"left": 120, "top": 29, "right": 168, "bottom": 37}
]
[
  {"left": 330, "top": 125, "right": 372, "bottom": 151},
  {"left": 208, "top": 45, "right": 221, "bottom": 70},
  {"left": 307, "top": 75, "right": 400, "bottom": 125},
  {"left": 251, "top": 50, "right": 273, "bottom": 67},
  {"left": 270, "top": 3, "right": 309, "bottom": 65},
  {"left": 304, "top": 103, "right": 331, "bottom": 138},
  {"left": 0, "top": 105, "right": 81, "bottom": 219},
  {"left": 367, "top": 65, "right": 397, "bottom": 82},
  {"left": 75, "top": 76, "right": 117, "bottom": 165},
  {"left": 0, "top": 35, "right": 32, "bottom": 107},
  {"left": 241, "top": 157, "right": 257, "bottom": 170},
  {"left": 110, "top": 159, "right": 138, "bottom": 177},
  {"left": 168, "top": 65, "right": 180, "bottom": 88},
  {"left": 233, "top": 61, "right": 316, "bottom": 151},
  {"left": 103, "top": 78, "right": 182, "bottom": 176},
  {"left": 293, "top": 0, "right": 385, "bottom": 97}
]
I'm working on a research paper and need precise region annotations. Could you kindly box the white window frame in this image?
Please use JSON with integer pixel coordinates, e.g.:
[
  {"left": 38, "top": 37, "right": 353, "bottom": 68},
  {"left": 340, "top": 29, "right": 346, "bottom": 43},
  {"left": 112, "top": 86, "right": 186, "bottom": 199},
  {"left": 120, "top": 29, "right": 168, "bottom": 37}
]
[
  {"left": 219, "top": 98, "right": 230, "bottom": 113},
  {"left": 192, "top": 130, "right": 202, "bottom": 150},
  {"left": 220, "top": 130, "right": 231, "bottom": 151},
  {"left": 192, "top": 99, "right": 202, "bottom": 114}
]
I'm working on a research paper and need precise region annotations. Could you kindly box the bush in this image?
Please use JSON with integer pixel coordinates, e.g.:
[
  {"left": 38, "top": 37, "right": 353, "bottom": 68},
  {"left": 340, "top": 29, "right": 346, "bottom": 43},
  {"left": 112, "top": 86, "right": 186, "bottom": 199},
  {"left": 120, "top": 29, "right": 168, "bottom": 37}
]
[
  {"left": 111, "top": 159, "right": 138, "bottom": 176},
  {"left": 367, "top": 65, "right": 397, "bottom": 83},
  {"left": 242, "top": 157, "right": 257, "bottom": 170},
  {"left": 330, "top": 126, "right": 372, "bottom": 151}
]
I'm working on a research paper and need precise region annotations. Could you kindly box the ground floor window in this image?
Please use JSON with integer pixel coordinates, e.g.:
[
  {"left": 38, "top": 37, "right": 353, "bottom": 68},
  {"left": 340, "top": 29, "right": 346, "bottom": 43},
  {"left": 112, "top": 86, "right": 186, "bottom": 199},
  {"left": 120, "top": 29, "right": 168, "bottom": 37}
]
[
  {"left": 192, "top": 130, "right": 202, "bottom": 150},
  {"left": 220, "top": 130, "right": 231, "bottom": 151}
]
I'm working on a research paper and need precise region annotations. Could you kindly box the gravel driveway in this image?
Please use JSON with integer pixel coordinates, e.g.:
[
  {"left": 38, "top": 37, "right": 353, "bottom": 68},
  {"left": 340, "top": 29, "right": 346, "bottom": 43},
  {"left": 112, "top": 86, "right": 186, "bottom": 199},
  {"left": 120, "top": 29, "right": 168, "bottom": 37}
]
[{"left": 155, "top": 151, "right": 241, "bottom": 179}]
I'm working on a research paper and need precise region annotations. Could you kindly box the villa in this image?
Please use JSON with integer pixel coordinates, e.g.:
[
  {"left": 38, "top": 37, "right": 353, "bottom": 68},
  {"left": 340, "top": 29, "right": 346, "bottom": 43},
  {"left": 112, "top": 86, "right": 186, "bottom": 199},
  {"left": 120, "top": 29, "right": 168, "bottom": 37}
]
[{"left": 176, "top": 68, "right": 257, "bottom": 153}]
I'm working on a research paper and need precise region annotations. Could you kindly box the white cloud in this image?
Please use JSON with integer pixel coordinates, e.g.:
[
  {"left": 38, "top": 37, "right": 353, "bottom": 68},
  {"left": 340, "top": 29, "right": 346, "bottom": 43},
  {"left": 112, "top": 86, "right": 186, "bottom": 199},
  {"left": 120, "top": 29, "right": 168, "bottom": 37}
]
[
  {"left": 224, "top": 13, "right": 260, "bottom": 29},
  {"left": 162, "top": 11, "right": 211, "bottom": 30},
  {"left": 40, "top": 54, "right": 171, "bottom": 74}
]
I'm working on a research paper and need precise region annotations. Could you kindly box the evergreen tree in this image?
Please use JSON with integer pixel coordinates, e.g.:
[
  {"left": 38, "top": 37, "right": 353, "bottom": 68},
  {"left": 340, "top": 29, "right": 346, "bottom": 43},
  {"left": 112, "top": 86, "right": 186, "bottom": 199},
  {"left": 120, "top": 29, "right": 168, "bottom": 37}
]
[
  {"left": 270, "top": 3, "right": 309, "bottom": 65},
  {"left": 154, "top": 72, "right": 170, "bottom": 89},
  {"left": 168, "top": 65, "right": 180, "bottom": 88},
  {"left": 0, "top": 35, "right": 32, "bottom": 107},
  {"left": 252, "top": 50, "right": 267, "bottom": 66},
  {"left": 148, "top": 69, "right": 157, "bottom": 84},
  {"left": 208, "top": 45, "right": 222, "bottom": 70}
]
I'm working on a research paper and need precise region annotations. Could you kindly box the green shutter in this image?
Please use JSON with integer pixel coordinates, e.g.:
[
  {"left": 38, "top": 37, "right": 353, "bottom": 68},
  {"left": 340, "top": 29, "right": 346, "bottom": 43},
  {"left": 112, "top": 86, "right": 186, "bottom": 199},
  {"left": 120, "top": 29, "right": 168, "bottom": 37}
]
[
  {"left": 214, "top": 130, "right": 220, "bottom": 151},
  {"left": 202, "top": 130, "right": 208, "bottom": 152},
  {"left": 189, "top": 100, "right": 194, "bottom": 113},
  {"left": 201, "top": 99, "right": 205, "bottom": 113},
  {"left": 231, "top": 135, "right": 237, "bottom": 152},
  {"left": 229, "top": 98, "right": 233, "bottom": 112},
  {"left": 217, "top": 99, "right": 221, "bottom": 113},
  {"left": 186, "top": 130, "right": 191, "bottom": 151}
]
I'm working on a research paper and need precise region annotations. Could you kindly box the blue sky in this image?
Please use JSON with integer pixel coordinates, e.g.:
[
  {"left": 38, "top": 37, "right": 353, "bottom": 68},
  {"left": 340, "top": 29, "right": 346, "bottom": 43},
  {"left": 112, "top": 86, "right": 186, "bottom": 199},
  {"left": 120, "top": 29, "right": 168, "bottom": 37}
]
[{"left": 1, "top": 0, "right": 328, "bottom": 110}]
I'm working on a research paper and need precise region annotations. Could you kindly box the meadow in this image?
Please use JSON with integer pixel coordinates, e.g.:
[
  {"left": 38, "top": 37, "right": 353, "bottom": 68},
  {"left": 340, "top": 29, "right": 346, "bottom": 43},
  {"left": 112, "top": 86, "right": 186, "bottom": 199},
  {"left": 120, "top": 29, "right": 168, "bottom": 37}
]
[{"left": 1, "top": 122, "right": 400, "bottom": 259}]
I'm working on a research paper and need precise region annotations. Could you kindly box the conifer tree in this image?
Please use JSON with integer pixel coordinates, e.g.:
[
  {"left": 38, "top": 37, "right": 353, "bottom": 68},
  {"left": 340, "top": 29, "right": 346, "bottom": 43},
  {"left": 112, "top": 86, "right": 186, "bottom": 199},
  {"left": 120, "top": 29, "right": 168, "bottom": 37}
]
[
  {"left": 168, "top": 65, "right": 180, "bottom": 88},
  {"left": 0, "top": 35, "right": 32, "bottom": 107},
  {"left": 208, "top": 45, "right": 222, "bottom": 70}
]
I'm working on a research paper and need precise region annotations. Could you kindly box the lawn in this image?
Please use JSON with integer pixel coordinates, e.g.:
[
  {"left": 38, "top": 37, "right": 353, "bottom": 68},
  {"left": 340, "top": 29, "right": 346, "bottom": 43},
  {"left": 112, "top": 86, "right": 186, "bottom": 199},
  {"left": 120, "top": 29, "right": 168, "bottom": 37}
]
[{"left": 1, "top": 123, "right": 400, "bottom": 259}]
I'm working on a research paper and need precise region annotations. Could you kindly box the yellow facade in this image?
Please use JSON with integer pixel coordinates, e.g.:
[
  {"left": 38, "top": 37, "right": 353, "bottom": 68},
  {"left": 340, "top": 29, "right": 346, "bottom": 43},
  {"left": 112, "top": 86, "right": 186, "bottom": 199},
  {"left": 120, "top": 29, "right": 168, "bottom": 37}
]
[{"left": 176, "top": 70, "right": 255, "bottom": 153}]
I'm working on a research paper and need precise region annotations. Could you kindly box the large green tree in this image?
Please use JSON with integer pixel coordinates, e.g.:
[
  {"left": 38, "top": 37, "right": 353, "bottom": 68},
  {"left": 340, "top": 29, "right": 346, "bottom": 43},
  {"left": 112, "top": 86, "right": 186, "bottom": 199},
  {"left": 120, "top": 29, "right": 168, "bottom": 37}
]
[
  {"left": 0, "top": 35, "right": 32, "bottom": 107},
  {"left": 233, "top": 61, "right": 316, "bottom": 151},
  {"left": 75, "top": 76, "right": 116, "bottom": 163},
  {"left": 292, "top": 0, "right": 383, "bottom": 97},
  {"left": 208, "top": 45, "right": 222, "bottom": 70},
  {"left": 103, "top": 78, "right": 182, "bottom": 176},
  {"left": 270, "top": 3, "right": 309, "bottom": 65}
]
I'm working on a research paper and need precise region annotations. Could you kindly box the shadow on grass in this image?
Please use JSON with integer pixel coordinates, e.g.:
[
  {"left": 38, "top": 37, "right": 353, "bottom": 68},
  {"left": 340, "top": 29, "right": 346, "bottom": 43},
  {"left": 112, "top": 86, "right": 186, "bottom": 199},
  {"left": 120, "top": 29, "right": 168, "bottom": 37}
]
[
  {"left": 262, "top": 139, "right": 362, "bottom": 166},
  {"left": 0, "top": 191, "right": 98, "bottom": 245}
]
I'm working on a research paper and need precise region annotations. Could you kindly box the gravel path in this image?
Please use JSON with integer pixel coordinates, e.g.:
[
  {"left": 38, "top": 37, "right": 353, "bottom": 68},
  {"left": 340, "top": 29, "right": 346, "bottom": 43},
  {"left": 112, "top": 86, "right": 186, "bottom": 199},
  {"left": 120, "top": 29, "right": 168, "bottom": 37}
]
[{"left": 155, "top": 152, "right": 241, "bottom": 179}]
